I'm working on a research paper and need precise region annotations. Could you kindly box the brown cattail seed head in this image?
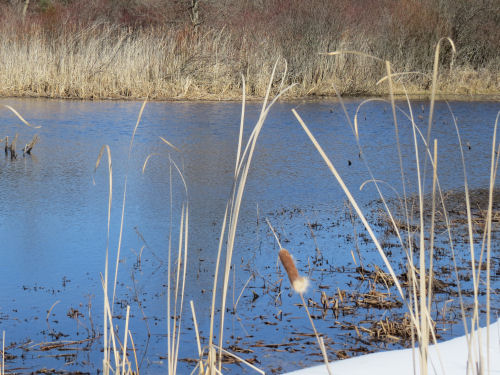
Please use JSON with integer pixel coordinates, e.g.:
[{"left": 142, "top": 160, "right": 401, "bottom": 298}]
[{"left": 279, "top": 248, "right": 309, "bottom": 294}]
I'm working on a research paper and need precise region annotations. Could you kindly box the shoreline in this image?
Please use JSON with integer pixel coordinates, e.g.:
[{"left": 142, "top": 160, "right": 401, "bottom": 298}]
[{"left": 0, "top": 92, "right": 498, "bottom": 103}]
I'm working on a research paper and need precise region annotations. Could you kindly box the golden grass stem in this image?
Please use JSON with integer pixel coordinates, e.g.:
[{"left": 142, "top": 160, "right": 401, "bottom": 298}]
[
  {"left": 174, "top": 204, "right": 189, "bottom": 375},
  {"left": 427, "top": 140, "right": 438, "bottom": 319},
  {"left": 213, "top": 345, "right": 265, "bottom": 375},
  {"left": 46, "top": 300, "right": 60, "bottom": 332},
  {"left": 128, "top": 330, "right": 139, "bottom": 375},
  {"left": 235, "top": 74, "right": 246, "bottom": 178},
  {"left": 484, "top": 111, "right": 499, "bottom": 374},
  {"left": 2, "top": 105, "right": 41, "bottom": 129},
  {"left": 318, "top": 337, "right": 331, "bottom": 375},
  {"left": 167, "top": 160, "right": 173, "bottom": 375},
  {"left": 233, "top": 274, "right": 254, "bottom": 312},
  {"left": 190, "top": 300, "right": 204, "bottom": 374},
  {"left": 122, "top": 305, "right": 130, "bottom": 375},
  {"left": 266, "top": 218, "right": 283, "bottom": 249},
  {"left": 299, "top": 293, "right": 332, "bottom": 375},
  {"left": 93, "top": 144, "right": 112, "bottom": 375}
]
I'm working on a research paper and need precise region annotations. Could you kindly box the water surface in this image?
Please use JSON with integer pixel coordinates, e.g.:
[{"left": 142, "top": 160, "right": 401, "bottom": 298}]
[{"left": 0, "top": 98, "right": 498, "bottom": 373}]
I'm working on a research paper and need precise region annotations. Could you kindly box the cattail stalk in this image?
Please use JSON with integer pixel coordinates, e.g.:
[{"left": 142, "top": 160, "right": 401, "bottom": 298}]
[{"left": 279, "top": 248, "right": 332, "bottom": 374}]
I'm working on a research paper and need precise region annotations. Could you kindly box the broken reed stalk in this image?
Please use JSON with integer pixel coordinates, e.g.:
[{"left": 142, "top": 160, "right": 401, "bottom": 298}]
[
  {"left": 23, "top": 134, "right": 39, "bottom": 155},
  {"left": 10, "top": 133, "right": 18, "bottom": 160},
  {"left": 279, "top": 248, "right": 332, "bottom": 375},
  {"left": 190, "top": 300, "right": 205, "bottom": 374}
]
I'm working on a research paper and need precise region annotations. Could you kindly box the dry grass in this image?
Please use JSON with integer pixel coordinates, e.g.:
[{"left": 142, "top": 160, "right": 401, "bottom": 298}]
[{"left": 0, "top": 14, "right": 497, "bottom": 100}]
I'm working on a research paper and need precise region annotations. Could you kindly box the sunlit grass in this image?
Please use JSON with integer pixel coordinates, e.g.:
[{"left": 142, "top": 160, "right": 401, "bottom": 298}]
[{"left": 0, "top": 18, "right": 497, "bottom": 100}]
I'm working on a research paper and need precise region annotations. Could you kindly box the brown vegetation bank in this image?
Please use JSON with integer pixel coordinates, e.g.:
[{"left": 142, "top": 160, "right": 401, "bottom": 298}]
[{"left": 0, "top": 0, "right": 498, "bottom": 100}]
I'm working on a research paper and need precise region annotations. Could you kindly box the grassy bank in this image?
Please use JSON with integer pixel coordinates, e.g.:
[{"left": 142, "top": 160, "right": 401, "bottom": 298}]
[{"left": 0, "top": 0, "right": 498, "bottom": 100}]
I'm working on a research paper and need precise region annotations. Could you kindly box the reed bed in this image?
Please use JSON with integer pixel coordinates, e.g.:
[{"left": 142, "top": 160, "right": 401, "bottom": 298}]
[{"left": 0, "top": 0, "right": 499, "bottom": 100}]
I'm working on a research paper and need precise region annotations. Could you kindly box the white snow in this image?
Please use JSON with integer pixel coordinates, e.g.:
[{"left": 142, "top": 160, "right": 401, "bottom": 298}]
[{"left": 284, "top": 320, "right": 500, "bottom": 375}]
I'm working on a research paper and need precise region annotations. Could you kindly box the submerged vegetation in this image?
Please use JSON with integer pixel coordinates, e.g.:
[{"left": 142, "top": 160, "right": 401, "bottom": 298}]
[{"left": 0, "top": 0, "right": 499, "bottom": 99}]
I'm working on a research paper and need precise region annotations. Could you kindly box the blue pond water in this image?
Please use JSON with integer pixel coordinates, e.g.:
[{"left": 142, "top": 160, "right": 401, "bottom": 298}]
[{"left": 0, "top": 98, "right": 498, "bottom": 373}]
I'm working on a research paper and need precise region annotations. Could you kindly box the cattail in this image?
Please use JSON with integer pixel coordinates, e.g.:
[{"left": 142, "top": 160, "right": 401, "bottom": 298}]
[{"left": 279, "top": 248, "right": 309, "bottom": 294}]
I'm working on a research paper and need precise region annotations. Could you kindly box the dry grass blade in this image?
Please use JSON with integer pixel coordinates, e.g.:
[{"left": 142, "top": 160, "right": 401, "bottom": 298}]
[
  {"left": 322, "top": 50, "right": 384, "bottom": 63},
  {"left": 100, "top": 275, "right": 120, "bottom": 372},
  {"left": 354, "top": 98, "right": 387, "bottom": 140},
  {"left": 189, "top": 301, "right": 204, "bottom": 374},
  {"left": 426, "top": 38, "right": 456, "bottom": 152},
  {"left": 159, "top": 136, "right": 181, "bottom": 153},
  {"left": 121, "top": 305, "right": 130, "bottom": 375},
  {"left": 92, "top": 144, "right": 113, "bottom": 375},
  {"left": 46, "top": 300, "right": 61, "bottom": 332},
  {"left": 174, "top": 204, "right": 189, "bottom": 375},
  {"left": 359, "top": 179, "right": 402, "bottom": 202},
  {"left": 318, "top": 336, "right": 331, "bottom": 374},
  {"left": 427, "top": 140, "right": 438, "bottom": 320},
  {"left": 169, "top": 157, "right": 189, "bottom": 196},
  {"left": 2, "top": 105, "right": 41, "bottom": 128},
  {"left": 208, "top": 202, "right": 229, "bottom": 372},
  {"left": 128, "top": 331, "right": 139, "bottom": 375},
  {"left": 213, "top": 345, "right": 264, "bottom": 375},
  {"left": 235, "top": 73, "right": 246, "bottom": 178},
  {"left": 92, "top": 145, "right": 113, "bottom": 375},
  {"left": 141, "top": 153, "right": 160, "bottom": 174},
  {"left": 265, "top": 218, "right": 283, "bottom": 249},
  {"left": 233, "top": 274, "right": 254, "bottom": 313}
]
